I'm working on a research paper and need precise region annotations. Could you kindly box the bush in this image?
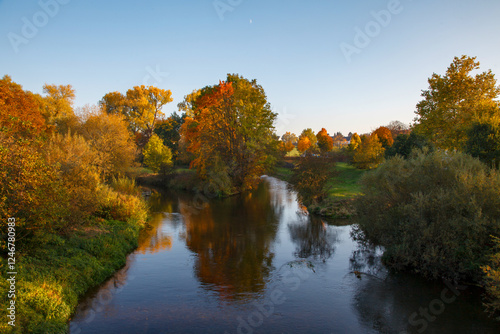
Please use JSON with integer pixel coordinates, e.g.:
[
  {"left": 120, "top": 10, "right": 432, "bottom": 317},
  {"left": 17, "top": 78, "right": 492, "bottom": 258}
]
[
  {"left": 482, "top": 236, "right": 500, "bottom": 320},
  {"left": 354, "top": 149, "right": 500, "bottom": 282}
]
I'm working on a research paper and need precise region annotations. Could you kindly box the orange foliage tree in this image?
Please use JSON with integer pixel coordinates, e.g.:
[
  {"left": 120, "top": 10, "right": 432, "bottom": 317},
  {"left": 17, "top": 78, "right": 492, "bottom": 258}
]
[
  {"left": 372, "top": 126, "right": 394, "bottom": 148},
  {"left": 316, "top": 128, "right": 334, "bottom": 153},
  {"left": 179, "top": 75, "right": 278, "bottom": 195},
  {"left": 297, "top": 137, "right": 312, "bottom": 153},
  {"left": 0, "top": 75, "right": 47, "bottom": 138}
]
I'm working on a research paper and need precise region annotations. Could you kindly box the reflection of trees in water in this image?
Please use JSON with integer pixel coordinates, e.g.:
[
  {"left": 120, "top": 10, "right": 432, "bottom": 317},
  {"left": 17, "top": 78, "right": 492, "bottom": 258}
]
[
  {"left": 136, "top": 213, "right": 174, "bottom": 254},
  {"left": 136, "top": 191, "right": 181, "bottom": 254},
  {"left": 288, "top": 216, "right": 340, "bottom": 261},
  {"left": 349, "top": 245, "right": 386, "bottom": 279},
  {"left": 349, "top": 242, "right": 499, "bottom": 334},
  {"left": 180, "top": 180, "right": 281, "bottom": 301}
]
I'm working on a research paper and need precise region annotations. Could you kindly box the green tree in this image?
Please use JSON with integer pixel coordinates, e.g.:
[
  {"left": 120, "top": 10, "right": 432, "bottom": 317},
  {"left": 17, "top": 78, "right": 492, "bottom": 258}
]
[
  {"left": 385, "top": 132, "right": 434, "bottom": 159},
  {"left": 154, "top": 112, "right": 185, "bottom": 158},
  {"left": 414, "top": 56, "right": 500, "bottom": 150},
  {"left": 143, "top": 134, "right": 173, "bottom": 173},
  {"left": 465, "top": 122, "right": 500, "bottom": 168}
]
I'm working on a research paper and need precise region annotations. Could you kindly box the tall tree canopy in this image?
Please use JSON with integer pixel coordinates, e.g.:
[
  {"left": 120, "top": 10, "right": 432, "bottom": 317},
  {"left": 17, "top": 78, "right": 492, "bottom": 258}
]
[
  {"left": 0, "top": 75, "right": 46, "bottom": 137},
  {"left": 100, "top": 85, "right": 173, "bottom": 146},
  {"left": 414, "top": 56, "right": 500, "bottom": 150},
  {"left": 179, "top": 74, "right": 278, "bottom": 195}
]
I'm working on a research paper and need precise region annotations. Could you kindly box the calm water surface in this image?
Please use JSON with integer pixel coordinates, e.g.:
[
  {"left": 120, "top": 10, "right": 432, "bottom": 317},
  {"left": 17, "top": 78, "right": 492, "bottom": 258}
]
[{"left": 70, "top": 177, "right": 498, "bottom": 334}]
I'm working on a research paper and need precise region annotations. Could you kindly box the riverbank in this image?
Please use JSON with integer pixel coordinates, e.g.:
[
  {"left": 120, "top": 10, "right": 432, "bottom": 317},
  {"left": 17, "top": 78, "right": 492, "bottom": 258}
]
[
  {"left": 0, "top": 219, "right": 143, "bottom": 334},
  {"left": 272, "top": 162, "right": 367, "bottom": 218}
]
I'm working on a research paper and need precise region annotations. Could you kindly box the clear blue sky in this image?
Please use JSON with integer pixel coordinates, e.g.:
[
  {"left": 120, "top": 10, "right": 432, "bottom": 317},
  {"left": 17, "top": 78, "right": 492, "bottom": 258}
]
[{"left": 1, "top": 0, "right": 499, "bottom": 135}]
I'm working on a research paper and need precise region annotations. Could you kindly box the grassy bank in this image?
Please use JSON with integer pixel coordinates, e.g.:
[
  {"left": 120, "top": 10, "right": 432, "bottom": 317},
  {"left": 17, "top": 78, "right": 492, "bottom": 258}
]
[
  {"left": 0, "top": 219, "right": 142, "bottom": 334},
  {"left": 272, "top": 162, "right": 368, "bottom": 218}
]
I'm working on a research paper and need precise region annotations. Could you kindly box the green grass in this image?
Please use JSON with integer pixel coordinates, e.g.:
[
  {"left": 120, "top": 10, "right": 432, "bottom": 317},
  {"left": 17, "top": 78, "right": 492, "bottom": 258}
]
[
  {"left": 271, "top": 166, "right": 293, "bottom": 182},
  {"left": 0, "top": 219, "right": 142, "bottom": 334},
  {"left": 327, "top": 162, "right": 367, "bottom": 199}
]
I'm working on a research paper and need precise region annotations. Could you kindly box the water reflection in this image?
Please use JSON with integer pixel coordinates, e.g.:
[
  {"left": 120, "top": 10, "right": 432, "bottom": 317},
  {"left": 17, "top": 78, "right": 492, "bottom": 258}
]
[
  {"left": 349, "top": 244, "right": 499, "bottom": 334},
  {"left": 288, "top": 216, "right": 340, "bottom": 261},
  {"left": 179, "top": 180, "right": 281, "bottom": 301}
]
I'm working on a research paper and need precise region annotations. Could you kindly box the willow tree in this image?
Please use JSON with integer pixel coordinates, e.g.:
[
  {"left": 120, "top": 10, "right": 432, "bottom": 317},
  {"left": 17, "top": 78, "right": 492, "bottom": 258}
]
[
  {"left": 414, "top": 56, "right": 500, "bottom": 150},
  {"left": 180, "top": 74, "right": 278, "bottom": 195}
]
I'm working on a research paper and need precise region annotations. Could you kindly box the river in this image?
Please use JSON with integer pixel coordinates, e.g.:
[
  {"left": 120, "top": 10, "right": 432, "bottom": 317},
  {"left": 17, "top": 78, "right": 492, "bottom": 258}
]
[{"left": 69, "top": 176, "right": 498, "bottom": 334}]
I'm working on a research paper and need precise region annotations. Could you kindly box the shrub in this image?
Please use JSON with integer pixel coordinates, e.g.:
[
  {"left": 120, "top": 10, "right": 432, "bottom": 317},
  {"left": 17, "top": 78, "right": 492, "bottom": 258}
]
[
  {"left": 354, "top": 149, "right": 500, "bottom": 282},
  {"left": 482, "top": 236, "right": 500, "bottom": 320}
]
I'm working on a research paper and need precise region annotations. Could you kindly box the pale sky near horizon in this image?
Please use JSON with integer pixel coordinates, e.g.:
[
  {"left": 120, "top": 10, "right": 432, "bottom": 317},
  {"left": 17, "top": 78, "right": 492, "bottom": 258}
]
[{"left": 1, "top": 0, "right": 499, "bottom": 136}]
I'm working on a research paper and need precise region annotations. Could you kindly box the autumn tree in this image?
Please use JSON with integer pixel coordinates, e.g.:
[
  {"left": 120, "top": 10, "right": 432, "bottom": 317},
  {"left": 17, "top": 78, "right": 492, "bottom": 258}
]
[
  {"left": 297, "top": 137, "right": 312, "bottom": 153},
  {"left": 347, "top": 133, "right": 362, "bottom": 153},
  {"left": 281, "top": 132, "right": 298, "bottom": 145},
  {"left": 37, "top": 83, "right": 78, "bottom": 133},
  {"left": 414, "top": 56, "right": 500, "bottom": 150},
  {"left": 79, "top": 107, "right": 137, "bottom": 178},
  {"left": 154, "top": 112, "right": 185, "bottom": 158},
  {"left": 143, "top": 134, "right": 173, "bottom": 173},
  {"left": 0, "top": 75, "right": 47, "bottom": 138},
  {"left": 299, "top": 128, "right": 317, "bottom": 148},
  {"left": 352, "top": 134, "right": 385, "bottom": 169},
  {"left": 101, "top": 85, "right": 173, "bottom": 147},
  {"left": 177, "top": 89, "right": 202, "bottom": 117},
  {"left": 372, "top": 126, "right": 394, "bottom": 148},
  {"left": 316, "top": 128, "right": 334, "bottom": 153},
  {"left": 179, "top": 74, "right": 278, "bottom": 194}
]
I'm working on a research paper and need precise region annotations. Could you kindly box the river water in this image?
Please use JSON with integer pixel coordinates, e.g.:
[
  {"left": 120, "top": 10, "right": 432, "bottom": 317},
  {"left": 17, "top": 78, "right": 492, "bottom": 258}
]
[{"left": 70, "top": 177, "right": 498, "bottom": 334}]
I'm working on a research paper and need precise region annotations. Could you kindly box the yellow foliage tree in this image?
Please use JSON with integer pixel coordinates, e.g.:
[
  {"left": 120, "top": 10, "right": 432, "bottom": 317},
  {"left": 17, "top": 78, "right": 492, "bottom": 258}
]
[
  {"left": 80, "top": 108, "right": 136, "bottom": 178},
  {"left": 143, "top": 134, "right": 173, "bottom": 173},
  {"left": 352, "top": 134, "right": 385, "bottom": 169}
]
